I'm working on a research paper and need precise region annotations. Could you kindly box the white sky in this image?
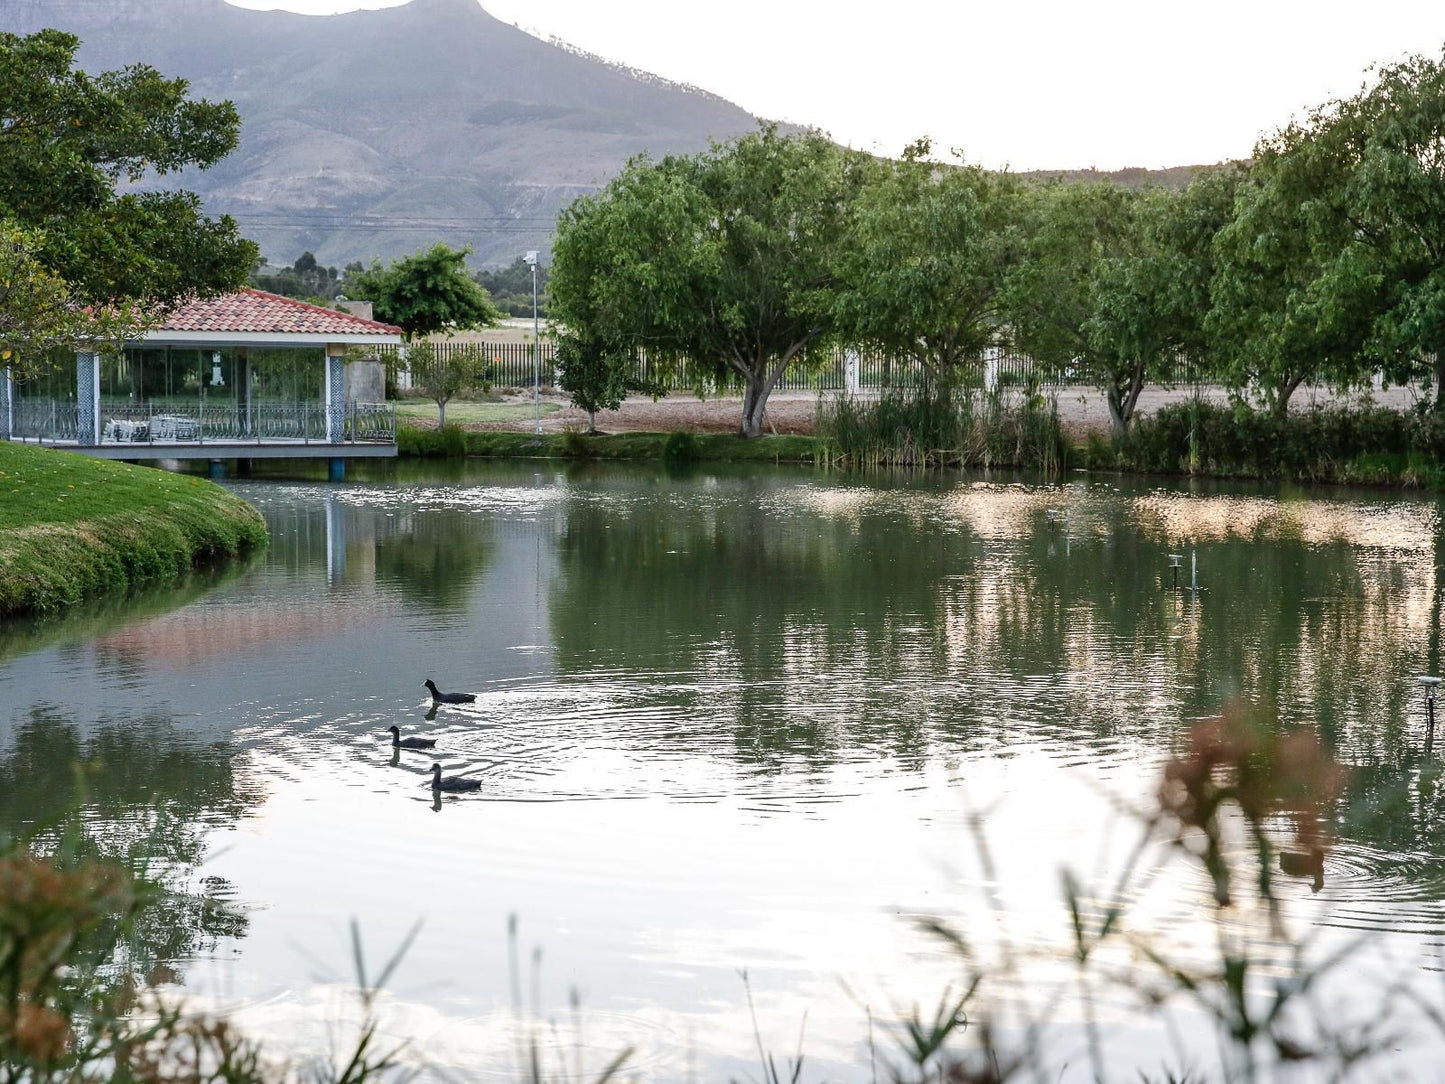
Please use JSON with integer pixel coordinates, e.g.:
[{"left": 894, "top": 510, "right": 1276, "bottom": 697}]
[{"left": 228, "top": 0, "right": 1445, "bottom": 170}]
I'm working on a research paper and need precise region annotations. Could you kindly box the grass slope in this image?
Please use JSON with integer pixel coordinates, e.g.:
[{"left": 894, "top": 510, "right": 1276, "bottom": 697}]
[
  {"left": 398, "top": 425, "right": 820, "bottom": 463},
  {"left": 0, "top": 443, "right": 269, "bottom": 616}
]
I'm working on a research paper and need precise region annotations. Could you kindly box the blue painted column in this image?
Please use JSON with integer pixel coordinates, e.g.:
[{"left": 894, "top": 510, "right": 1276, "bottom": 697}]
[
  {"left": 325, "top": 347, "right": 345, "bottom": 443},
  {"left": 0, "top": 366, "right": 12, "bottom": 441},
  {"left": 76, "top": 352, "right": 100, "bottom": 446}
]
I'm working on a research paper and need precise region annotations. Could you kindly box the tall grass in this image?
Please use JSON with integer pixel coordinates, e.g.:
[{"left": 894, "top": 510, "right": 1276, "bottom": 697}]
[
  {"left": 1104, "top": 399, "right": 1445, "bottom": 486},
  {"left": 815, "top": 383, "right": 1068, "bottom": 472}
]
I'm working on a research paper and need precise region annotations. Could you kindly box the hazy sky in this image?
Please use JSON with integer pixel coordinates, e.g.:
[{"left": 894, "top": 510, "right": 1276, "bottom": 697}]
[{"left": 228, "top": 0, "right": 1445, "bottom": 170}]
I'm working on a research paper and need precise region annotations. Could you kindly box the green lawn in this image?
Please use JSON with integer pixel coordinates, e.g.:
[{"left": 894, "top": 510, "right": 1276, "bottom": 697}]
[
  {"left": 396, "top": 400, "right": 563, "bottom": 425},
  {"left": 0, "top": 442, "right": 267, "bottom": 615}
]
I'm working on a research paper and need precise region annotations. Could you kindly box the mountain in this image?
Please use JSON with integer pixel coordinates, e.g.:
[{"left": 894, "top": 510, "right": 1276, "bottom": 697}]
[{"left": 2, "top": 0, "right": 769, "bottom": 266}]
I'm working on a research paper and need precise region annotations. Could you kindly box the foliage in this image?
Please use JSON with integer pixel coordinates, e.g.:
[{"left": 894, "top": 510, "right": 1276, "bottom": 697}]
[
  {"left": 815, "top": 383, "right": 1066, "bottom": 471},
  {"left": 0, "top": 442, "right": 268, "bottom": 615},
  {"left": 473, "top": 256, "right": 548, "bottom": 318},
  {"left": 1006, "top": 182, "right": 1208, "bottom": 437},
  {"left": 250, "top": 252, "right": 354, "bottom": 302},
  {"left": 396, "top": 340, "right": 492, "bottom": 427},
  {"left": 345, "top": 244, "right": 501, "bottom": 339},
  {"left": 835, "top": 139, "right": 1024, "bottom": 383},
  {"left": 396, "top": 424, "right": 819, "bottom": 463},
  {"left": 554, "top": 332, "right": 665, "bottom": 433},
  {"left": 1210, "top": 48, "right": 1445, "bottom": 409},
  {"left": 0, "top": 29, "right": 255, "bottom": 310},
  {"left": 0, "top": 220, "right": 150, "bottom": 377},
  {"left": 550, "top": 125, "right": 867, "bottom": 437},
  {"left": 1108, "top": 399, "right": 1445, "bottom": 485}
]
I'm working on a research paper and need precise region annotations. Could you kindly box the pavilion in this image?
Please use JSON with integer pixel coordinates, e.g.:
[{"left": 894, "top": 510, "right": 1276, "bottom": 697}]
[{"left": 0, "top": 290, "right": 404, "bottom": 472}]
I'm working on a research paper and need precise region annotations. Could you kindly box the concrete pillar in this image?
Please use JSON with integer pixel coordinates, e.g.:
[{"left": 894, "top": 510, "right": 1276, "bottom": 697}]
[
  {"left": 328, "top": 457, "right": 346, "bottom": 482},
  {"left": 208, "top": 459, "right": 226, "bottom": 479},
  {"left": 984, "top": 345, "right": 1000, "bottom": 394},
  {"left": 76, "top": 351, "right": 100, "bottom": 445},
  {"left": 844, "top": 348, "right": 860, "bottom": 395},
  {"left": 324, "top": 345, "right": 345, "bottom": 443},
  {"left": 0, "top": 366, "right": 12, "bottom": 441}
]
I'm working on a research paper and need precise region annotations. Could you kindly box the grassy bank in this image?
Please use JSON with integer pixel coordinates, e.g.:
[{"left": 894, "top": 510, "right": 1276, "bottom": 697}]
[
  {"left": 0, "top": 443, "right": 268, "bottom": 617},
  {"left": 399, "top": 424, "right": 820, "bottom": 464}
]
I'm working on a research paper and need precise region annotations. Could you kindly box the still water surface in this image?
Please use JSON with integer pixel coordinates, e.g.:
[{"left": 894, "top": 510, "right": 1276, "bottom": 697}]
[{"left": 3, "top": 461, "right": 1444, "bottom": 1079}]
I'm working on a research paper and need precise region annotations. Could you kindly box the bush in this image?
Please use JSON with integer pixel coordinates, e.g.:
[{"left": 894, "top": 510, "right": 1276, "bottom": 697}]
[
  {"left": 662, "top": 430, "right": 701, "bottom": 463},
  {"left": 1114, "top": 401, "right": 1445, "bottom": 485}
]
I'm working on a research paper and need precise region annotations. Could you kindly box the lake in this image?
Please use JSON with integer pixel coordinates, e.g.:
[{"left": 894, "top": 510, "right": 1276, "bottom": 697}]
[{"left": 2, "top": 460, "right": 1442, "bottom": 1081}]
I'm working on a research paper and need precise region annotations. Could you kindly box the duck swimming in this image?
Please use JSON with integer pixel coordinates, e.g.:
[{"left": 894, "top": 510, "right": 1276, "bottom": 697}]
[
  {"left": 431, "top": 763, "right": 482, "bottom": 792},
  {"left": 423, "top": 679, "right": 476, "bottom": 704},
  {"left": 387, "top": 725, "right": 436, "bottom": 750}
]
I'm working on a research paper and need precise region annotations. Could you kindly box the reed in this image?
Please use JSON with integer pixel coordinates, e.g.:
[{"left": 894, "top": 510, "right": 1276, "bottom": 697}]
[{"left": 815, "top": 382, "right": 1068, "bottom": 472}]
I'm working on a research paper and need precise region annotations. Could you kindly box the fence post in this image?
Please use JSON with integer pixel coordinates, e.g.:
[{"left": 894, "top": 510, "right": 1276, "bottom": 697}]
[
  {"left": 845, "top": 348, "right": 860, "bottom": 395},
  {"left": 984, "top": 345, "right": 1000, "bottom": 393}
]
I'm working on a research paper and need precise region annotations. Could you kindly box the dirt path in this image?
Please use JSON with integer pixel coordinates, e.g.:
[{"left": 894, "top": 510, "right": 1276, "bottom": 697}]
[{"left": 445, "top": 385, "right": 1420, "bottom": 438}]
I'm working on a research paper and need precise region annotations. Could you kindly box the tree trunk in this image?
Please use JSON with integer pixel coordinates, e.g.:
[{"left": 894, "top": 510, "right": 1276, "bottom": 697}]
[
  {"left": 437, "top": 398, "right": 446, "bottom": 428},
  {"left": 740, "top": 374, "right": 768, "bottom": 438},
  {"left": 587, "top": 408, "right": 597, "bottom": 435},
  {"left": 1274, "top": 372, "right": 1305, "bottom": 417},
  {"left": 1434, "top": 351, "right": 1445, "bottom": 412}
]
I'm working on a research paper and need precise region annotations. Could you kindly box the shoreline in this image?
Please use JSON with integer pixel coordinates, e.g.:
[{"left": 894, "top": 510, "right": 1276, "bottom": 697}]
[{"left": 0, "top": 443, "right": 269, "bottom": 618}]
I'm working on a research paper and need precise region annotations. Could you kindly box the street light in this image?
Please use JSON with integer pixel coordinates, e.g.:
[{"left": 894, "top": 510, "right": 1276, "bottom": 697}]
[{"left": 524, "top": 250, "right": 540, "bottom": 434}]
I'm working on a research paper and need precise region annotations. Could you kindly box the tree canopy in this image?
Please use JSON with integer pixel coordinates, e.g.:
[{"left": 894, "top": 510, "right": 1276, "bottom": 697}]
[
  {"left": 835, "top": 140, "right": 1023, "bottom": 383},
  {"left": 346, "top": 243, "right": 501, "bottom": 339},
  {"left": 550, "top": 126, "right": 867, "bottom": 437},
  {"left": 0, "top": 29, "right": 255, "bottom": 310}
]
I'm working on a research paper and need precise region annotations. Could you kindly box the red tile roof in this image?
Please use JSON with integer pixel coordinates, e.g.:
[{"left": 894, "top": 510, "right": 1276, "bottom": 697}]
[{"left": 160, "top": 290, "right": 403, "bottom": 336}]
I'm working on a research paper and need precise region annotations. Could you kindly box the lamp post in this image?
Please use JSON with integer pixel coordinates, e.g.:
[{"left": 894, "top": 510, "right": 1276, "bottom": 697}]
[{"left": 525, "top": 250, "right": 540, "bottom": 434}]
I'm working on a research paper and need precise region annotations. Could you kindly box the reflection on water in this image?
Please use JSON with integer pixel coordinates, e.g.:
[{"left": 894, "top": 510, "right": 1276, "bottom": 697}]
[
  {"left": 2, "top": 463, "right": 1445, "bottom": 1077},
  {"left": 0, "top": 707, "right": 258, "bottom": 981}
]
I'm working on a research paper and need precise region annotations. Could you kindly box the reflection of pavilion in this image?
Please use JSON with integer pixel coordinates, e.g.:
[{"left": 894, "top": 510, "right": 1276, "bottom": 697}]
[{"left": 0, "top": 290, "right": 403, "bottom": 474}]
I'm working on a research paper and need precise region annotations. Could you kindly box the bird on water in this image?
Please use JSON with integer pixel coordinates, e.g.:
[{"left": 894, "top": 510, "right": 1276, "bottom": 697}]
[
  {"left": 431, "top": 763, "right": 482, "bottom": 792},
  {"left": 423, "top": 679, "right": 476, "bottom": 704},
  {"left": 387, "top": 725, "right": 436, "bottom": 750}
]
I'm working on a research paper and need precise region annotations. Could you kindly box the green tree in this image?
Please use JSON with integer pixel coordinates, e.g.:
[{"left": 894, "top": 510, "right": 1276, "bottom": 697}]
[
  {"left": 554, "top": 331, "right": 664, "bottom": 434},
  {"left": 835, "top": 140, "right": 1024, "bottom": 384},
  {"left": 398, "top": 340, "right": 491, "bottom": 427},
  {"left": 550, "top": 126, "right": 866, "bottom": 437},
  {"left": 0, "top": 220, "right": 148, "bottom": 377},
  {"left": 1269, "top": 50, "right": 1445, "bottom": 404},
  {"left": 1207, "top": 146, "right": 1373, "bottom": 415},
  {"left": 346, "top": 243, "right": 501, "bottom": 338},
  {"left": 0, "top": 29, "right": 255, "bottom": 311}
]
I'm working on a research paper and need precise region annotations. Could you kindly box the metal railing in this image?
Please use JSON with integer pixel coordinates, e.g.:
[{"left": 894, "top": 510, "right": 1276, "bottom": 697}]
[
  {"left": 6, "top": 399, "right": 396, "bottom": 446},
  {"left": 10, "top": 399, "right": 80, "bottom": 443}
]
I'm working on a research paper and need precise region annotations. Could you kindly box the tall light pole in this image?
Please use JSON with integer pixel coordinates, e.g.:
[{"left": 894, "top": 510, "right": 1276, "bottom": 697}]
[{"left": 525, "top": 250, "right": 540, "bottom": 434}]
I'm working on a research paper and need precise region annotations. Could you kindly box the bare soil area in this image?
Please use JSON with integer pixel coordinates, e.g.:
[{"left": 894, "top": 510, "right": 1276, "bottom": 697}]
[{"left": 434, "top": 384, "right": 1421, "bottom": 438}]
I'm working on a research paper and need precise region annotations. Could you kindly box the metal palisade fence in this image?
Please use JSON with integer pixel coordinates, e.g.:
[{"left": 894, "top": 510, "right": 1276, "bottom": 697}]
[{"left": 393, "top": 342, "right": 1198, "bottom": 393}]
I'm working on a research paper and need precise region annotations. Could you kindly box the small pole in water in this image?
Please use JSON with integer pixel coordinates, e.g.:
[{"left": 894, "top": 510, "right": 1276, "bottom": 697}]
[
  {"left": 1168, "top": 554, "right": 1183, "bottom": 591},
  {"left": 1191, "top": 549, "right": 1198, "bottom": 594},
  {"left": 1047, "top": 508, "right": 1061, "bottom": 531},
  {"left": 1420, "top": 676, "right": 1441, "bottom": 757}
]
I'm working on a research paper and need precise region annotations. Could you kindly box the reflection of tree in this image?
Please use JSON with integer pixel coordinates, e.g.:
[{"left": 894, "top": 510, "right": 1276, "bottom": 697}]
[
  {"left": 373, "top": 511, "right": 494, "bottom": 612},
  {"left": 548, "top": 478, "right": 1428, "bottom": 796},
  {"left": 0, "top": 708, "right": 259, "bottom": 982}
]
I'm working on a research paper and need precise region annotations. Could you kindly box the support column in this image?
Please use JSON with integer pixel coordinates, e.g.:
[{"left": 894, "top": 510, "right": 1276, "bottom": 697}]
[
  {"left": 844, "top": 348, "right": 860, "bottom": 395},
  {"left": 76, "top": 351, "right": 100, "bottom": 446},
  {"left": 324, "top": 345, "right": 345, "bottom": 443},
  {"left": 0, "top": 366, "right": 12, "bottom": 441}
]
